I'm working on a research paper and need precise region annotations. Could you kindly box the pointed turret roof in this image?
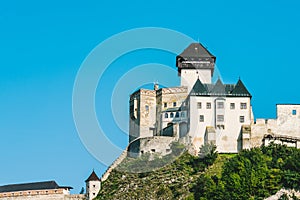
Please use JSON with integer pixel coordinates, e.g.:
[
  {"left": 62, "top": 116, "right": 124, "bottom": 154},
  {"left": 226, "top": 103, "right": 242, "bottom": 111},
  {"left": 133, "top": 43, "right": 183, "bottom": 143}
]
[
  {"left": 189, "top": 78, "right": 251, "bottom": 98},
  {"left": 211, "top": 78, "right": 226, "bottom": 94},
  {"left": 85, "top": 170, "right": 100, "bottom": 182},
  {"left": 190, "top": 78, "right": 208, "bottom": 96},
  {"left": 231, "top": 79, "right": 251, "bottom": 97}
]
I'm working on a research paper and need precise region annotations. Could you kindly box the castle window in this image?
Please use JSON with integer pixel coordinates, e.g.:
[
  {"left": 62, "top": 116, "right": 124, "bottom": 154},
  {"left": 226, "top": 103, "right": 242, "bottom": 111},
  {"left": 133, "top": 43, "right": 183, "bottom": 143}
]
[
  {"left": 199, "top": 115, "right": 204, "bottom": 122},
  {"left": 170, "top": 112, "right": 174, "bottom": 118},
  {"left": 181, "top": 112, "right": 185, "bottom": 118},
  {"left": 175, "top": 112, "right": 180, "bottom": 118},
  {"left": 197, "top": 102, "right": 202, "bottom": 109},
  {"left": 93, "top": 185, "right": 95, "bottom": 187},
  {"left": 206, "top": 102, "right": 211, "bottom": 109},
  {"left": 145, "top": 105, "right": 149, "bottom": 111},
  {"left": 217, "top": 102, "right": 224, "bottom": 109},
  {"left": 240, "top": 116, "right": 245, "bottom": 123},
  {"left": 240, "top": 103, "right": 247, "bottom": 109},
  {"left": 165, "top": 113, "right": 168, "bottom": 118},
  {"left": 292, "top": 109, "right": 297, "bottom": 115},
  {"left": 151, "top": 149, "right": 156, "bottom": 152},
  {"left": 230, "top": 103, "right": 235, "bottom": 109},
  {"left": 217, "top": 115, "right": 224, "bottom": 122},
  {"left": 173, "top": 102, "right": 177, "bottom": 107},
  {"left": 93, "top": 193, "right": 95, "bottom": 196},
  {"left": 164, "top": 102, "right": 167, "bottom": 108}
]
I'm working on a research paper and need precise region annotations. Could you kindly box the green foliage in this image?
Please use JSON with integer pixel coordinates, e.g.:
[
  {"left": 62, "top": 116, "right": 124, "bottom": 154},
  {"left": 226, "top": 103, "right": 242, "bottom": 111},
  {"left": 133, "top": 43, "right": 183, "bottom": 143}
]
[
  {"left": 192, "top": 145, "right": 300, "bottom": 200},
  {"left": 96, "top": 144, "right": 300, "bottom": 200},
  {"left": 199, "top": 143, "right": 218, "bottom": 166}
]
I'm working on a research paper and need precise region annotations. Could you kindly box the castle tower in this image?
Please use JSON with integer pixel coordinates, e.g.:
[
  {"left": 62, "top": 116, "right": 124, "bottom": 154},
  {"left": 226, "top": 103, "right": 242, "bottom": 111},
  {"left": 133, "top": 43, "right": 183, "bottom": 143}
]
[
  {"left": 85, "top": 170, "right": 101, "bottom": 200},
  {"left": 176, "top": 43, "right": 216, "bottom": 91}
]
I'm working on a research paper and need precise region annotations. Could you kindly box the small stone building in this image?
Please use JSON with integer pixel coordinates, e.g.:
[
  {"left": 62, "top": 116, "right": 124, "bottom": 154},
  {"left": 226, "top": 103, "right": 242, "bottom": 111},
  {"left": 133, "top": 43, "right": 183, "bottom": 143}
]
[
  {"left": 0, "top": 171, "right": 101, "bottom": 200},
  {"left": 0, "top": 180, "right": 83, "bottom": 200}
]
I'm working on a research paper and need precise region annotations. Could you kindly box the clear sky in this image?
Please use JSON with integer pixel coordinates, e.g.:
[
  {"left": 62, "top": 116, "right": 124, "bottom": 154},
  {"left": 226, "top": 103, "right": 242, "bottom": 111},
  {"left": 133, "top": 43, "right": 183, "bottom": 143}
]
[{"left": 1, "top": 0, "right": 300, "bottom": 193}]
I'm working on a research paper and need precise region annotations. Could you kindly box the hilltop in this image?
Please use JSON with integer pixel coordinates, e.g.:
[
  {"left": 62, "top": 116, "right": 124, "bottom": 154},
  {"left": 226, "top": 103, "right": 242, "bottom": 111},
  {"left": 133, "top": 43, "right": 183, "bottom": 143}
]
[{"left": 96, "top": 143, "right": 300, "bottom": 200}]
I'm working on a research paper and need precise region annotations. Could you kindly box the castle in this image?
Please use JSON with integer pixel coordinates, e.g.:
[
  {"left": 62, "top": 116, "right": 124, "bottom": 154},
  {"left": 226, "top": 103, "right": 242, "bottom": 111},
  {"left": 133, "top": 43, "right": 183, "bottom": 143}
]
[
  {"left": 2, "top": 42, "right": 300, "bottom": 200},
  {"left": 128, "top": 43, "right": 300, "bottom": 157}
]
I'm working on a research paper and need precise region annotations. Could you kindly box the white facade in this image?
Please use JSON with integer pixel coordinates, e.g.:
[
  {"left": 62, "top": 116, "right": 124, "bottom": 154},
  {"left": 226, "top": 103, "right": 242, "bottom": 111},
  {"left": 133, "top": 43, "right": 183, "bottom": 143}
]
[
  {"left": 180, "top": 68, "right": 212, "bottom": 91},
  {"left": 188, "top": 96, "right": 251, "bottom": 153},
  {"left": 86, "top": 180, "right": 100, "bottom": 200}
]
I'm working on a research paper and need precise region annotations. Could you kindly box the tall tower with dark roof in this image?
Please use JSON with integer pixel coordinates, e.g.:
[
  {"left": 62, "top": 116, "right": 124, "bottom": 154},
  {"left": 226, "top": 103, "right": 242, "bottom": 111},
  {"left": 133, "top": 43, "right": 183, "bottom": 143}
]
[{"left": 176, "top": 43, "right": 216, "bottom": 91}]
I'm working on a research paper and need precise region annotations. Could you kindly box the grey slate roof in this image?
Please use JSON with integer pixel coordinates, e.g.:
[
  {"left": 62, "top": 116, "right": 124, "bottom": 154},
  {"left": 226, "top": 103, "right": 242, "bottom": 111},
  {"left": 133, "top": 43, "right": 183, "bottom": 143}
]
[
  {"left": 0, "top": 181, "right": 72, "bottom": 193},
  {"left": 231, "top": 79, "right": 251, "bottom": 96},
  {"left": 190, "top": 79, "right": 208, "bottom": 94},
  {"left": 190, "top": 78, "right": 251, "bottom": 97},
  {"left": 176, "top": 43, "right": 216, "bottom": 74},
  {"left": 178, "top": 43, "right": 215, "bottom": 59},
  {"left": 85, "top": 170, "right": 100, "bottom": 182},
  {"left": 211, "top": 79, "right": 226, "bottom": 94}
]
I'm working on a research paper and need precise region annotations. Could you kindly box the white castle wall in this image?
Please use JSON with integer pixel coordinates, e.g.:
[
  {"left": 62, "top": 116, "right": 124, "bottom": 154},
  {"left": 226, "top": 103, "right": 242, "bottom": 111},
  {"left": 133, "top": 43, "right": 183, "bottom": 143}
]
[
  {"left": 189, "top": 96, "right": 252, "bottom": 153},
  {"left": 277, "top": 104, "right": 300, "bottom": 137},
  {"left": 180, "top": 69, "right": 212, "bottom": 91}
]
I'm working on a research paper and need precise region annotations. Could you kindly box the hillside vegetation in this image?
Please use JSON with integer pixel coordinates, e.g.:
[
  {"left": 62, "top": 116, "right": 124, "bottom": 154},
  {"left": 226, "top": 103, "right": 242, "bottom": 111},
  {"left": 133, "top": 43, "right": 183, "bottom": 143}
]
[{"left": 96, "top": 143, "right": 300, "bottom": 200}]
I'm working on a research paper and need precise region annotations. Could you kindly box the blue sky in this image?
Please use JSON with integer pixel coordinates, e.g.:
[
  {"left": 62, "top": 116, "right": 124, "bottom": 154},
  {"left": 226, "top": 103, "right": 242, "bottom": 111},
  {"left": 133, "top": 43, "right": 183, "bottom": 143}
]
[{"left": 1, "top": 0, "right": 300, "bottom": 193}]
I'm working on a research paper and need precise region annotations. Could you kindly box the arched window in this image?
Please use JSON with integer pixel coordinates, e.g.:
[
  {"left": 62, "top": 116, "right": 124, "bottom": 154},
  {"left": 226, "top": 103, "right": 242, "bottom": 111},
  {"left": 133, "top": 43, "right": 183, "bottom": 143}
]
[
  {"left": 170, "top": 112, "right": 174, "bottom": 118},
  {"left": 175, "top": 112, "right": 179, "bottom": 118},
  {"left": 165, "top": 113, "right": 168, "bottom": 118}
]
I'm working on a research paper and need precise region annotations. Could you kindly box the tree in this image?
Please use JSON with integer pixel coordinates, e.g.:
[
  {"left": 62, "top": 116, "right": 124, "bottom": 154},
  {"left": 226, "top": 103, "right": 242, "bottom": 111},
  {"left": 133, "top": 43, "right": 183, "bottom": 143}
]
[
  {"left": 199, "top": 142, "right": 218, "bottom": 166},
  {"left": 79, "top": 187, "right": 85, "bottom": 194}
]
